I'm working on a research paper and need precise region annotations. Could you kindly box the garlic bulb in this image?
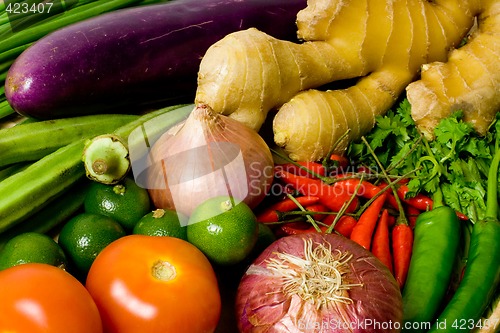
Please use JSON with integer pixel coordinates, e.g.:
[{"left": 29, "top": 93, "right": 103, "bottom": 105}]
[{"left": 146, "top": 104, "right": 274, "bottom": 217}]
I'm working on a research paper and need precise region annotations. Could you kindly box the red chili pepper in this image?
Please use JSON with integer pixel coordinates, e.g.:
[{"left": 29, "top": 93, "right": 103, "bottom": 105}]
[
  {"left": 406, "top": 205, "right": 421, "bottom": 229},
  {"left": 329, "top": 154, "right": 349, "bottom": 170},
  {"left": 256, "top": 196, "right": 320, "bottom": 223},
  {"left": 396, "top": 184, "right": 469, "bottom": 220},
  {"left": 330, "top": 215, "right": 357, "bottom": 238},
  {"left": 281, "top": 215, "right": 357, "bottom": 236},
  {"left": 275, "top": 170, "right": 358, "bottom": 213},
  {"left": 396, "top": 184, "right": 433, "bottom": 211},
  {"left": 304, "top": 204, "right": 329, "bottom": 221},
  {"left": 275, "top": 162, "right": 327, "bottom": 178},
  {"left": 371, "top": 209, "right": 394, "bottom": 274},
  {"left": 392, "top": 221, "right": 414, "bottom": 289},
  {"left": 280, "top": 222, "right": 316, "bottom": 235},
  {"left": 336, "top": 178, "right": 399, "bottom": 209},
  {"left": 350, "top": 193, "right": 388, "bottom": 250}
]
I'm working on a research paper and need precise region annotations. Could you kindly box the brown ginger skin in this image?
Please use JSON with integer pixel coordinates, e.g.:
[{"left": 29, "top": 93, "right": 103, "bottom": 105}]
[
  {"left": 407, "top": 0, "right": 500, "bottom": 139},
  {"left": 196, "top": 0, "right": 499, "bottom": 161}
]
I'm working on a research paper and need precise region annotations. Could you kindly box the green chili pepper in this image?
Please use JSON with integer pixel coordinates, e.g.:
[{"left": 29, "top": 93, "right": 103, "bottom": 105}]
[
  {"left": 401, "top": 189, "right": 461, "bottom": 333},
  {"left": 427, "top": 148, "right": 500, "bottom": 332}
]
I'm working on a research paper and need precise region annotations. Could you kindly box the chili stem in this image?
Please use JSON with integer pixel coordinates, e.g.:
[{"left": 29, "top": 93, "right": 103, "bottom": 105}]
[
  {"left": 361, "top": 136, "right": 408, "bottom": 222},
  {"left": 285, "top": 193, "right": 321, "bottom": 232},
  {"left": 322, "top": 128, "right": 351, "bottom": 171},
  {"left": 271, "top": 148, "right": 325, "bottom": 179},
  {"left": 325, "top": 178, "right": 363, "bottom": 234}
]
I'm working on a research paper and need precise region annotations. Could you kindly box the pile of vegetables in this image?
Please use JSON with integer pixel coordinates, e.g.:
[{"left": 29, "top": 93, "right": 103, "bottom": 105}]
[
  {"left": 0, "top": 0, "right": 499, "bottom": 332},
  {"left": 348, "top": 98, "right": 500, "bottom": 332},
  {"left": 4, "top": 0, "right": 306, "bottom": 119},
  {"left": 256, "top": 156, "right": 418, "bottom": 288},
  {"left": 0, "top": 0, "right": 308, "bottom": 242},
  {"left": 0, "top": 0, "right": 180, "bottom": 119},
  {"left": 195, "top": 0, "right": 500, "bottom": 162},
  {"left": 237, "top": 97, "right": 500, "bottom": 332}
]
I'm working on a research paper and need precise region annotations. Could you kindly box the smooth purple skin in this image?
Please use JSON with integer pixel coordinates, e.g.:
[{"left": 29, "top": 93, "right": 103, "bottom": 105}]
[{"left": 5, "top": 0, "right": 306, "bottom": 119}]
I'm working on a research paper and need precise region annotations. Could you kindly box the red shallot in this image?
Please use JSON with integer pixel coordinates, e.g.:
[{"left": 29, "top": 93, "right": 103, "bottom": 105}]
[
  {"left": 146, "top": 104, "right": 274, "bottom": 217},
  {"left": 236, "top": 233, "right": 403, "bottom": 332}
]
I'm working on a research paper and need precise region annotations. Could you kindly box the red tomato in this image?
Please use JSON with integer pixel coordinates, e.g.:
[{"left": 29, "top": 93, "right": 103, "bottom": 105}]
[
  {"left": 0, "top": 263, "right": 103, "bottom": 332},
  {"left": 86, "top": 235, "right": 221, "bottom": 333}
]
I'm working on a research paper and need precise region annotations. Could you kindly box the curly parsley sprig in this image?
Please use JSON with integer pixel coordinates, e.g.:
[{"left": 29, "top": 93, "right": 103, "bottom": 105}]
[{"left": 348, "top": 98, "right": 500, "bottom": 223}]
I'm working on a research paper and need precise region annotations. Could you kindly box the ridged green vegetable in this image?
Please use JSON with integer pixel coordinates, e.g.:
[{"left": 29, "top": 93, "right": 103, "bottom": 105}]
[
  {"left": 0, "top": 179, "right": 90, "bottom": 251},
  {"left": 0, "top": 139, "right": 87, "bottom": 233},
  {"left": 0, "top": 104, "right": 190, "bottom": 233},
  {"left": 0, "top": 114, "right": 138, "bottom": 167},
  {"left": 83, "top": 134, "right": 131, "bottom": 185},
  {"left": 0, "top": 163, "right": 30, "bottom": 182}
]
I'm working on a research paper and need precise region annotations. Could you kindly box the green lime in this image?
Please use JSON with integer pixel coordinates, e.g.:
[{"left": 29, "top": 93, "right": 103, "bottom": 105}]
[
  {"left": 0, "top": 232, "right": 67, "bottom": 271},
  {"left": 58, "top": 213, "right": 126, "bottom": 276},
  {"left": 84, "top": 177, "right": 151, "bottom": 231},
  {"left": 133, "top": 209, "right": 188, "bottom": 240},
  {"left": 187, "top": 196, "right": 258, "bottom": 266}
]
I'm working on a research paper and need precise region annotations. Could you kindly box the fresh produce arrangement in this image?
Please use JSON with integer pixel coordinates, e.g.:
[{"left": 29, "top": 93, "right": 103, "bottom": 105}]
[
  {"left": 4, "top": 0, "right": 306, "bottom": 119},
  {"left": 0, "top": 0, "right": 499, "bottom": 332},
  {"left": 0, "top": 0, "right": 184, "bottom": 118},
  {"left": 196, "top": 0, "right": 500, "bottom": 161}
]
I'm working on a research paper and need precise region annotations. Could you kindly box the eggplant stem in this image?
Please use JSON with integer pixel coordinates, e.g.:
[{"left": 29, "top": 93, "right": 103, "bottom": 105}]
[{"left": 266, "top": 238, "right": 362, "bottom": 309}]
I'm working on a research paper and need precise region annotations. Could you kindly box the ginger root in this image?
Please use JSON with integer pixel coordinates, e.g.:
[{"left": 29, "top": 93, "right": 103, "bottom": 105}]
[
  {"left": 195, "top": 0, "right": 498, "bottom": 161},
  {"left": 407, "top": 0, "right": 500, "bottom": 139}
]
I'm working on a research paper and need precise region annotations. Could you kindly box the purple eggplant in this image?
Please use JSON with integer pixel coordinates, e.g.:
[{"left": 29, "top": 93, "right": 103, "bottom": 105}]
[{"left": 5, "top": 0, "right": 306, "bottom": 119}]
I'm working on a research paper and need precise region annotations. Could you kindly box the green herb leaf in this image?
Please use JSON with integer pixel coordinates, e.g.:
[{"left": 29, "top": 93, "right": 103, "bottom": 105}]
[{"left": 348, "top": 97, "right": 498, "bottom": 223}]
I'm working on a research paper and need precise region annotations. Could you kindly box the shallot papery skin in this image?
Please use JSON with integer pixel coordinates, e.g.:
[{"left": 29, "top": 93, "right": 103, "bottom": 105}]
[
  {"left": 236, "top": 233, "right": 403, "bottom": 333},
  {"left": 146, "top": 104, "right": 274, "bottom": 216}
]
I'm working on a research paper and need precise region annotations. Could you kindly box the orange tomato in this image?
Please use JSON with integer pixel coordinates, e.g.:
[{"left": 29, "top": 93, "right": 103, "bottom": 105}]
[
  {"left": 0, "top": 263, "right": 103, "bottom": 333},
  {"left": 86, "top": 235, "right": 221, "bottom": 333}
]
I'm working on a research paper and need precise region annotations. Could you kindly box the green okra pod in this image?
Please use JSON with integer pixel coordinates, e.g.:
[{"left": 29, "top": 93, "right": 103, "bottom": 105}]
[
  {"left": 0, "top": 113, "right": 138, "bottom": 168},
  {"left": 0, "top": 179, "right": 90, "bottom": 251},
  {"left": 0, "top": 104, "right": 190, "bottom": 233}
]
